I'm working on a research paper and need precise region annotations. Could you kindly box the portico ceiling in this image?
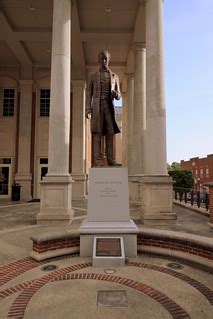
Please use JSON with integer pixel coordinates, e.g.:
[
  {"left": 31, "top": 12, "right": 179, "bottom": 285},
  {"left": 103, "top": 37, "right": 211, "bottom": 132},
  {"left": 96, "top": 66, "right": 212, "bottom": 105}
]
[{"left": 0, "top": 0, "right": 145, "bottom": 83}]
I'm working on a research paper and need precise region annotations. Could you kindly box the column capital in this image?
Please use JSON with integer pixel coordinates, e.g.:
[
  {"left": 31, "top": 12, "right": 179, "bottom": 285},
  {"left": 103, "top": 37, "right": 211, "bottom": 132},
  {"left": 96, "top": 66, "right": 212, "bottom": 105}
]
[
  {"left": 143, "top": 0, "right": 164, "bottom": 4},
  {"left": 19, "top": 79, "right": 34, "bottom": 86},
  {"left": 133, "top": 42, "right": 146, "bottom": 51},
  {"left": 125, "top": 72, "right": 134, "bottom": 80},
  {"left": 72, "top": 80, "right": 86, "bottom": 88}
]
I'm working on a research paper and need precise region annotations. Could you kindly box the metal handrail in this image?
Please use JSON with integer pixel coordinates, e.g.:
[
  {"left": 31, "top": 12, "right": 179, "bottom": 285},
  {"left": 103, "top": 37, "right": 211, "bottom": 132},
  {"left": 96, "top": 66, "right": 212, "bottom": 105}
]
[{"left": 173, "top": 187, "right": 209, "bottom": 211}]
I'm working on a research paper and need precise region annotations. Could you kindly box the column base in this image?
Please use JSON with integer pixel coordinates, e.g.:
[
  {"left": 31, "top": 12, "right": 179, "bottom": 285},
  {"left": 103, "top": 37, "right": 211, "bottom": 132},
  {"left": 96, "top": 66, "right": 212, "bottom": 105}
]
[
  {"left": 71, "top": 174, "right": 87, "bottom": 200},
  {"left": 37, "top": 175, "right": 73, "bottom": 225},
  {"left": 208, "top": 223, "right": 213, "bottom": 230},
  {"left": 140, "top": 175, "right": 177, "bottom": 225},
  {"left": 14, "top": 174, "right": 32, "bottom": 200},
  {"left": 129, "top": 175, "right": 142, "bottom": 206}
]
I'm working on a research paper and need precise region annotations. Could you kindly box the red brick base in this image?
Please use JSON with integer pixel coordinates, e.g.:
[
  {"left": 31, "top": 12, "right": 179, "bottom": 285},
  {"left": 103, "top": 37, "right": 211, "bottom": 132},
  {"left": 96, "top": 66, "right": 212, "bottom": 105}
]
[{"left": 30, "top": 231, "right": 213, "bottom": 262}]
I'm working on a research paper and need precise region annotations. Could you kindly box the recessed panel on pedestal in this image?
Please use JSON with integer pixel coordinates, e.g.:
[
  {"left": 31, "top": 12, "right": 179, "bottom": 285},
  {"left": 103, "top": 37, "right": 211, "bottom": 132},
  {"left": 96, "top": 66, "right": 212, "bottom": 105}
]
[{"left": 87, "top": 168, "right": 130, "bottom": 222}]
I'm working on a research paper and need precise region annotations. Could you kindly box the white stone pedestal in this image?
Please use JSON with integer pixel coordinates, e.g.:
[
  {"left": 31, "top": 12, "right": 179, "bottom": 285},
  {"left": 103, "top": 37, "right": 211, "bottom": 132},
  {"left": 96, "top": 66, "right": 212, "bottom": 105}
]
[
  {"left": 80, "top": 168, "right": 138, "bottom": 258},
  {"left": 140, "top": 175, "right": 177, "bottom": 225},
  {"left": 37, "top": 175, "right": 73, "bottom": 225}
]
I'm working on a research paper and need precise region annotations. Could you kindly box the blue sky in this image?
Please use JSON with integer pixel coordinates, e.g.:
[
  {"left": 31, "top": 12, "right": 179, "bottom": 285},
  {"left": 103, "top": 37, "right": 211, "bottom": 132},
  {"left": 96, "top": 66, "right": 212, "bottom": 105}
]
[{"left": 164, "top": 0, "right": 213, "bottom": 163}]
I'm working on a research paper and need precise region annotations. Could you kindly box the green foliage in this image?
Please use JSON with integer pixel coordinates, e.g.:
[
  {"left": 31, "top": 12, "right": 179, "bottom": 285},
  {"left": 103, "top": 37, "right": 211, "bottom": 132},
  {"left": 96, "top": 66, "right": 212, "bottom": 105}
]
[
  {"left": 167, "top": 162, "right": 181, "bottom": 171},
  {"left": 168, "top": 170, "right": 194, "bottom": 189}
]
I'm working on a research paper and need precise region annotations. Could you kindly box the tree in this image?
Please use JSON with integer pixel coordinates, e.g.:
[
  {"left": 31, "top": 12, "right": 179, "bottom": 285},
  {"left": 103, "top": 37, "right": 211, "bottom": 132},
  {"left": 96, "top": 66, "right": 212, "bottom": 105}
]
[
  {"left": 168, "top": 170, "right": 194, "bottom": 189},
  {"left": 167, "top": 162, "right": 181, "bottom": 171}
]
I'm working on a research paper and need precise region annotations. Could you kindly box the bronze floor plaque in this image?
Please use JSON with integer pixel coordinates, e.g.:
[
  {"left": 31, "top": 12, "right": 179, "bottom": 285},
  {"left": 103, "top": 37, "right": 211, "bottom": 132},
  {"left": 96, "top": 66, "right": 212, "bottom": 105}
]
[
  {"left": 97, "top": 290, "right": 129, "bottom": 307},
  {"left": 96, "top": 238, "right": 121, "bottom": 257}
]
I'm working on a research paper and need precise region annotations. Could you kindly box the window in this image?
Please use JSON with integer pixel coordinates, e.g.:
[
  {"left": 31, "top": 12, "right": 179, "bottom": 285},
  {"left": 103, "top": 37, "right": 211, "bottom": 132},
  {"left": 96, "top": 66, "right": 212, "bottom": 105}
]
[
  {"left": 40, "top": 158, "right": 48, "bottom": 164},
  {"left": 200, "top": 168, "right": 203, "bottom": 177},
  {"left": 0, "top": 158, "right": 11, "bottom": 164},
  {"left": 40, "top": 89, "right": 50, "bottom": 116},
  {"left": 206, "top": 168, "right": 209, "bottom": 178},
  {"left": 3, "top": 89, "right": 15, "bottom": 116},
  {"left": 195, "top": 169, "right": 198, "bottom": 176}
]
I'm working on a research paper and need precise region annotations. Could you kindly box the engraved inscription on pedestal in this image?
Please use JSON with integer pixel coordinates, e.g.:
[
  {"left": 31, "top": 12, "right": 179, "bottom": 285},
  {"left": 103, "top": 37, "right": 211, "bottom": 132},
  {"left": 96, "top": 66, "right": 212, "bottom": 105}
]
[
  {"left": 96, "top": 238, "right": 121, "bottom": 257},
  {"left": 88, "top": 168, "right": 130, "bottom": 222}
]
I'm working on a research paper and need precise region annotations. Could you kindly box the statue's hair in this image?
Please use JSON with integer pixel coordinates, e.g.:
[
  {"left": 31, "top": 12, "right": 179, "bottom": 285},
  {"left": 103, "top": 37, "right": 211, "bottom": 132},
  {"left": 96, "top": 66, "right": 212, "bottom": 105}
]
[{"left": 98, "top": 50, "right": 111, "bottom": 60}]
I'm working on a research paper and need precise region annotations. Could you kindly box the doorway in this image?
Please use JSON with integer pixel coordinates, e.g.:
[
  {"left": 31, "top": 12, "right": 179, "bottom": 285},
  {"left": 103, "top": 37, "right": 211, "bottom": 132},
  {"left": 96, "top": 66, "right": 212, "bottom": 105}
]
[
  {"left": 0, "top": 158, "right": 12, "bottom": 199},
  {"left": 37, "top": 158, "right": 48, "bottom": 198}
]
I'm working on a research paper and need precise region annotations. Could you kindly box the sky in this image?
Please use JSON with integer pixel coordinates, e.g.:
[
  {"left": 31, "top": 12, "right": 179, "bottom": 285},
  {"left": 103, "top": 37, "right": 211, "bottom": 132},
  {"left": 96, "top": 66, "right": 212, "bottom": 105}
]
[{"left": 164, "top": 0, "right": 213, "bottom": 164}]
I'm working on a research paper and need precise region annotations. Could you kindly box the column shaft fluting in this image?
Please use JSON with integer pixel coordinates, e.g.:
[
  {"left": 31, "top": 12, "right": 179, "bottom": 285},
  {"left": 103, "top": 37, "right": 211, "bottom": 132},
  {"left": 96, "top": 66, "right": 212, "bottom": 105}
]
[
  {"left": 127, "top": 74, "right": 134, "bottom": 175},
  {"left": 15, "top": 80, "right": 33, "bottom": 199},
  {"left": 72, "top": 80, "right": 86, "bottom": 175},
  {"left": 132, "top": 43, "right": 146, "bottom": 175},
  {"left": 122, "top": 92, "right": 127, "bottom": 166},
  {"left": 16, "top": 80, "right": 33, "bottom": 176},
  {"left": 48, "top": 0, "right": 71, "bottom": 176},
  {"left": 145, "top": 0, "right": 167, "bottom": 175}
]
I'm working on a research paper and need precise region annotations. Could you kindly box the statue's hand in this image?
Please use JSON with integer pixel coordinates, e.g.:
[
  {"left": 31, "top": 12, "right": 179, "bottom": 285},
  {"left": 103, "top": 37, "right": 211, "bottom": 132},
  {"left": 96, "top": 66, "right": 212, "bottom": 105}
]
[
  {"left": 85, "top": 109, "right": 91, "bottom": 119},
  {"left": 111, "top": 90, "right": 117, "bottom": 99}
]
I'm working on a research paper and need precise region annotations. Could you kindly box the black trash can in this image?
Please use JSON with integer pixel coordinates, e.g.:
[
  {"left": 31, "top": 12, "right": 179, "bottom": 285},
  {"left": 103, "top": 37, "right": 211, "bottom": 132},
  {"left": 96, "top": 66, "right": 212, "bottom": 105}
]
[{"left": 11, "top": 184, "right": 21, "bottom": 201}]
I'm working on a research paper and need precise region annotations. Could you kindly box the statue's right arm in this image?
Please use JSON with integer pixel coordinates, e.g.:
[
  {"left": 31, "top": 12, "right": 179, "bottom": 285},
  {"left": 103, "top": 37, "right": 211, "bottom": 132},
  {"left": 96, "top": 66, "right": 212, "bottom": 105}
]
[{"left": 85, "top": 73, "right": 93, "bottom": 119}]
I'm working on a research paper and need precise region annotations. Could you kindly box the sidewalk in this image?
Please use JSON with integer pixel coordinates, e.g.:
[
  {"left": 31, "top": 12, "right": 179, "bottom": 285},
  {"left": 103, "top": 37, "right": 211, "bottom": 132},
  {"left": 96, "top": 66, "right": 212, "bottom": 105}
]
[{"left": 0, "top": 201, "right": 212, "bottom": 319}]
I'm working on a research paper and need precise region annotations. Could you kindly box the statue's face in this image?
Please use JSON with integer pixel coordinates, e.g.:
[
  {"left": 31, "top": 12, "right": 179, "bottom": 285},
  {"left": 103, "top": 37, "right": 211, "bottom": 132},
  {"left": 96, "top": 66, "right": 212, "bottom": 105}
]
[{"left": 99, "top": 53, "right": 110, "bottom": 68}]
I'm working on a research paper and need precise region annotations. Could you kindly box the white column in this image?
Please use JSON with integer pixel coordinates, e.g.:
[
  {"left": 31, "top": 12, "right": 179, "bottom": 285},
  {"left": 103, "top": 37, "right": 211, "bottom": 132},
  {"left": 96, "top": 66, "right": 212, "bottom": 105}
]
[
  {"left": 122, "top": 92, "right": 127, "bottom": 167},
  {"left": 37, "top": 0, "right": 73, "bottom": 225},
  {"left": 72, "top": 80, "right": 86, "bottom": 200},
  {"left": 129, "top": 44, "right": 146, "bottom": 206},
  {"left": 140, "top": 0, "right": 176, "bottom": 225},
  {"left": 145, "top": 0, "right": 167, "bottom": 175},
  {"left": 15, "top": 80, "right": 33, "bottom": 200},
  {"left": 126, "top": 74, "right": 134, "bottom": 175},
  {"left": 132, "top": 43, "right": 146, "bottom": 175},
  {"left": 48, "top": 0, "right": 71, "bottom": 176}
]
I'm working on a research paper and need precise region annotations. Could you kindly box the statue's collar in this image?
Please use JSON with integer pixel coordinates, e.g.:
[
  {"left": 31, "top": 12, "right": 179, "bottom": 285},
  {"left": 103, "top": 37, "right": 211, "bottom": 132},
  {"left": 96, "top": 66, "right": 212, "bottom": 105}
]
[{"left": 99, "top": 67, "right": 110, "bottom": 73}]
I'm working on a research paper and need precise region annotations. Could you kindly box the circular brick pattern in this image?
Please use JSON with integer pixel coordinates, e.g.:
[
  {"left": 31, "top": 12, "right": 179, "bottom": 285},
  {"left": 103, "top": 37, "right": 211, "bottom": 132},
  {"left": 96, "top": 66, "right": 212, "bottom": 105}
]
[
  {"left": 1, "top": 254, "right": 212, "bottom": 318},
  {"left": 6, "top": 271, "right": 190, "bottom": 319},
  {"left": 0, "top": 254, "right": 79, "bottom": 287},
  {"left": 127, "top": 261, "right": 213, "bottom": 305}
]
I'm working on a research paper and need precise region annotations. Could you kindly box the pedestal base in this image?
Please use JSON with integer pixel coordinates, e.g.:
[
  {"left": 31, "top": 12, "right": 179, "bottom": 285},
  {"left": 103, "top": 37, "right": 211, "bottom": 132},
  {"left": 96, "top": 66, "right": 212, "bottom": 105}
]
[
  {"left": 71, "top": 174, "right": 86, "bottom": 200},
  {"left": 140, "top": 175, "right": 177, "bottom": 225},
  {"left": 129, "top": 175, "right": 142, "bottom": 206},
  {"left": 37, "top": 175, "right": 73, "bottom": 225},
  {"left": 80, "top": 219, "right": 138, "bottom": 257},
  {"left": 14, "top": 174, "right": 32, "bottom": 200},
  {"left": 208, "top": 223, "right": 213, "bottom": 230}
]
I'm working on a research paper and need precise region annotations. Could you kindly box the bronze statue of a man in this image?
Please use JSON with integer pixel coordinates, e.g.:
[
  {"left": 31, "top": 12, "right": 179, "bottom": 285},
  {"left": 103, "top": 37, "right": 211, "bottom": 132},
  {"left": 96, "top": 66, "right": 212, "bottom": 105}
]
[{"left": 86, "top": 50, "right": 122, "bottom": 167}]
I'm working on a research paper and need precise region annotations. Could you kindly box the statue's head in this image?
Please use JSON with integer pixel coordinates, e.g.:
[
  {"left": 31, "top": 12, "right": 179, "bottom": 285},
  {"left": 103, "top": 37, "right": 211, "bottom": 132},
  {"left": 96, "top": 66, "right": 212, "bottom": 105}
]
[{"left": 98, "top": 50, "right": 110, "bottom": 68}]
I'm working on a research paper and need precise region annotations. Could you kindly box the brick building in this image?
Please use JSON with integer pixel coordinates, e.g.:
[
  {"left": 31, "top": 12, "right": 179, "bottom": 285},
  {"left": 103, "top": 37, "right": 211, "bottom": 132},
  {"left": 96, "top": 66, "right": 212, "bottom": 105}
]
[{"left": 181, "top": 154, "right": 213, "bottom": 188}]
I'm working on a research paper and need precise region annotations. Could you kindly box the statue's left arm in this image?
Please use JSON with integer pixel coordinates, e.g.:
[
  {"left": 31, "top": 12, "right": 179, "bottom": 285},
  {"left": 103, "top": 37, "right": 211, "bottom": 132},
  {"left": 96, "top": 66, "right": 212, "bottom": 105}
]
[{"left": 113, "top": 74, "right": 121, "bottom": 100}]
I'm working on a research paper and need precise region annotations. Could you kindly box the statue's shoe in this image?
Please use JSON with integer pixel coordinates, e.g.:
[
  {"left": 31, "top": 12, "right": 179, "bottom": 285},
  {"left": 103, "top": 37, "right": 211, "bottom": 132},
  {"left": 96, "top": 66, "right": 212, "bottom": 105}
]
[
  {"left": 95, "top": 162, "right": 106, "bottom": 167},
  {"left": 108, "top": 161, "right": 122, "bottom": 167}
]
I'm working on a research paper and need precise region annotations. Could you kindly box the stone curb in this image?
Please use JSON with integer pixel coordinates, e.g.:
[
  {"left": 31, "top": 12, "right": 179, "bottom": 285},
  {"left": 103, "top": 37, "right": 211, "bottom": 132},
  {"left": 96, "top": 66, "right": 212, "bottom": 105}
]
[
  {"left": 174, "top": 201, "right": 209, "bottom": 217},
  {"left": 30, "top": 230, "right": 79, "bottom": 243},
  {"left": 29, "top": 229, "right": 213, "bottom": 264}
]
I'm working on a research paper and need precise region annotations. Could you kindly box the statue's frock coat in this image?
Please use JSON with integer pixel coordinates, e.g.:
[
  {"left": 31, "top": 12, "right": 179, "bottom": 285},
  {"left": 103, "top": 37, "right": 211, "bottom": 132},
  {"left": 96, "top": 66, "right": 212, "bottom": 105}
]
[{"left": 86, "top": 69, "right": 121, "bottom": 134}]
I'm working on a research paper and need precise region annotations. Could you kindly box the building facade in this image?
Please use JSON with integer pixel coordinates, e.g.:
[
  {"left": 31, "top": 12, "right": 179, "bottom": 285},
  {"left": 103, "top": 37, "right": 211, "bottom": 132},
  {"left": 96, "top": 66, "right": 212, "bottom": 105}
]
[{"left": 181, "top": 154, "right": 213, "bottom": 189}]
